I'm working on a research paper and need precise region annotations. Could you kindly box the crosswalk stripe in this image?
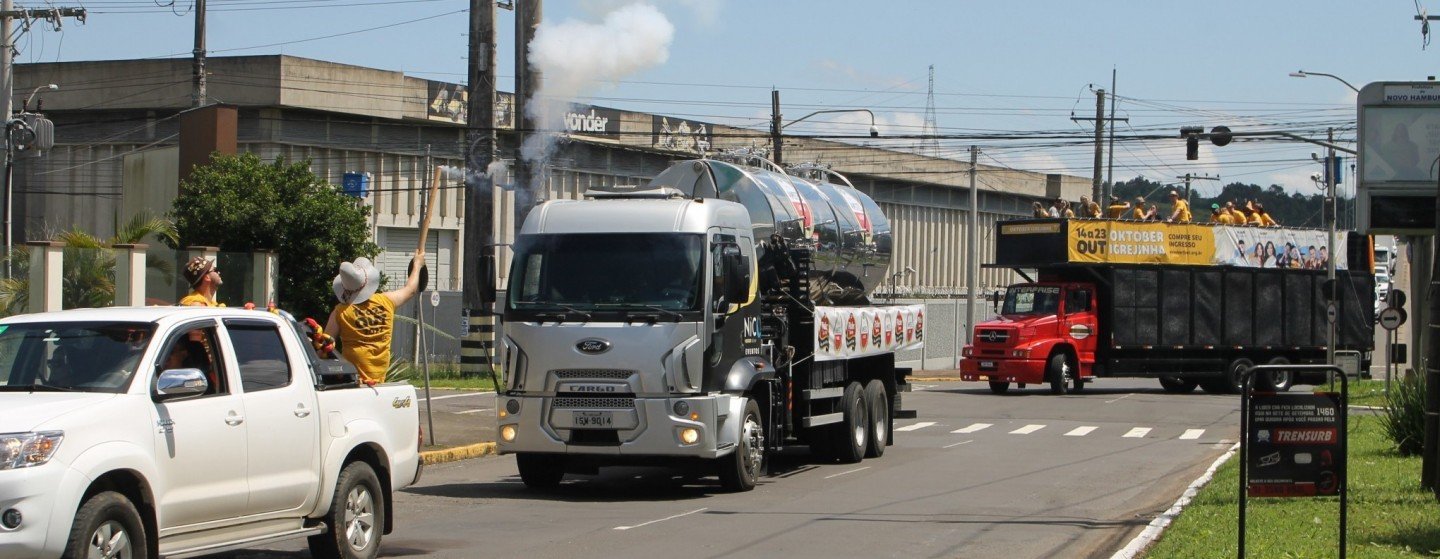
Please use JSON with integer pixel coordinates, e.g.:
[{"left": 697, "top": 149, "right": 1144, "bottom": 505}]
[
  {"left": 1064, "top": 426, "right": 1098, "bottom": 437},
  {"left": 952, "top": 423, "right": 993, "bottom": 434},
  {"left": 1010, "top": 424, "right": 1046, "bottom": 435},
  {"left": 1179, "top": 429, "right": 1205, "bottom": 440},
  {"left": 896, "top": 421, "right": 936, "bottom": 432},
  {"left": 1123, "top": 427, "right": 1152, "bottom": 438}
]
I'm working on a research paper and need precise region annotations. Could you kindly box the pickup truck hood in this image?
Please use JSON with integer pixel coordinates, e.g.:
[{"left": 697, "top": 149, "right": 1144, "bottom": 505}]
[{"left": 0, "top": 392, "right": 117, "bottom": 432}]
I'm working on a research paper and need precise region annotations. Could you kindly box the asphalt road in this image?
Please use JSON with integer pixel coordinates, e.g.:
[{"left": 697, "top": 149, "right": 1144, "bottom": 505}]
[{"left": 217, "top": 379, "right": 1240, "bottom": 559}]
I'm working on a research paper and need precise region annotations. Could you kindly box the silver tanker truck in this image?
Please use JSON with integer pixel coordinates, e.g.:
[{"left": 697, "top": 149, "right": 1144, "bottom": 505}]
[{"left": 495, "top": 158, "right": 921, "bottom": 491}]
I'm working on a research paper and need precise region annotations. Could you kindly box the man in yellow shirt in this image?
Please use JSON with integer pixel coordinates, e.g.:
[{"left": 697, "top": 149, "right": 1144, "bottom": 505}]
[
  {"left": 178, "top": 256, "right": 223, "bottom": 307},
  {"left": 1106, "top": 195, "right": 1130, "bottom": 219},
  {"left": 1131, "top": 196, "right": 1148, "bottom": 220},
  {"left": 326, "top": 252, "right": 424, "bottom": 385},
  {"left": 1167, "top": 191, "right": 1192, "bottom": 223},
  {"left": 1210, "top": 203, "right": 1234, "bottom": 225}
]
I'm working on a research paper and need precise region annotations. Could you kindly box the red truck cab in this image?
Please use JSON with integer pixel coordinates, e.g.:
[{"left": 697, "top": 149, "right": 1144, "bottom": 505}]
[{"left": 960, "top": 282, "right": 1098, "bottom": 394}]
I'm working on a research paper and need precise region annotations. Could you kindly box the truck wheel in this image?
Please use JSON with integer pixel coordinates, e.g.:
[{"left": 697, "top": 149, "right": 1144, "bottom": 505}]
[
  {"left": 1259, "top": 357, "right": 1293, "bottom": 392},
  {"left": 863, "top": 380, "right": 889, "bottom": 458},
  {"left": 64, "top": 491, "right": 148, "bottom": 559},
  {"left": 1046, "top": 354, "right": 1072, "bottom": 395},
  {"left": 516, "top": 453, "right": 565, "bottom": 488},
  {"left": 988, "top": 381, "right": 1011, "bottom": 394},
  {"left": 308, "top": 461, "right": 384, "bottom": 559},
  {"left": 1159, "top": 376, "right": 1198, "bottom": 393},
  {"left": 719, "top": 398, "right": 765, "bottom": 492},
  {"left": 1226, "top": 357, "right": 1255, "bottom": 394},
  {"left": 830, "top": 382, "right": 869, "bottom": 463}
]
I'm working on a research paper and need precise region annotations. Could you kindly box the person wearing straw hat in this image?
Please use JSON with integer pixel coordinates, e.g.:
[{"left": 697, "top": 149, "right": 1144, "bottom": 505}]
[
  {"left": 325, "top": 252, "right": 424, "bottom": 385},
  {"left": 178, "top": 256, "right": 224, "bottom": 307}
]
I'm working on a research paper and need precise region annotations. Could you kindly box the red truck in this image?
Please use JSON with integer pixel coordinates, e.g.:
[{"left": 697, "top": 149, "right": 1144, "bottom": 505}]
[{"left": 959, "top": 218, "right": 1374, "bottom": 394}]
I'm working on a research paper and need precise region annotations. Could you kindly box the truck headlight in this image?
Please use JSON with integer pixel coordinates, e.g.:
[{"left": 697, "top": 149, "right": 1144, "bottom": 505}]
[
  {"left": 0, "top": 431, "right": 64, "bottom": 470},
  {"left": 1011, "top": 349, "right": 1030, "bottom": 358},
  {"left": 961, "top": 346, "right": 973, "bottom": 357}
]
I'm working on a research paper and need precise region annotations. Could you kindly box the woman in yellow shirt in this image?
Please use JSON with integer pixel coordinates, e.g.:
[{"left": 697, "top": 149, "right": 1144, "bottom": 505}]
[{"left": 326, "top": 252, "right": 424, "bottom": 385}]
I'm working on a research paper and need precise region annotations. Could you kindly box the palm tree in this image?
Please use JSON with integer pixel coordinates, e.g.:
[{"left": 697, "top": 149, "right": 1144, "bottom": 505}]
[{"left": 0, "top": 213, "right": 178, "bottom": 316}]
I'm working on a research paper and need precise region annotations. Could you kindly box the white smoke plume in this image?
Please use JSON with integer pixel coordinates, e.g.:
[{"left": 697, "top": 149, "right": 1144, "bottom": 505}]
[{"left": 520, "top": 2, "right": 675, "bottom": 182}]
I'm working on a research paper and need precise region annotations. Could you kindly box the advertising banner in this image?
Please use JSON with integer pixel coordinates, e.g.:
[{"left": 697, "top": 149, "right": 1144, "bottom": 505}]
[
  {"left": 1213, "top": 226, "right": 1349, "bottom": 270},
  {"left": 652, "top": 115, "right": 714, "bottom": 153},
  {"left": 424, "top": 81, "right": 515, "bottom": 129},
  {"left": 1246, "top": 392, "right": 1344, "bottom": 497},
  {"left": 1067, "top": 221, "right": 1215, "bottom": 265},
  {"left": 814, "top": 304, "right": 925, "bottom": 362},
  {"left": 563, "top": 106, "right": 622, "bottom": 136}
]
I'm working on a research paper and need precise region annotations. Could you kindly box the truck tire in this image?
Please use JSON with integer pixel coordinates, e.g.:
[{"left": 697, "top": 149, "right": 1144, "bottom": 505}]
[
  {"left": 516, "top": 453, "right": 565, "bottom": 488},
  {"left": 830, "top": 382, "right": 869, "bottom": 463},
  {"left": 1202, "top": 357, "right": 1254, "bottom": 394},
  {"left": 1047, "top": 353, "right": 1072, "bottom": 395},
  {"left": 64, "top": 491, "right": 148, "bottom": 559},
  {"left": 308, "top": 461, "right": 384, "bottom": 559},
  {"left": 1259, "top": 357, "right": 1293, "bottom": 392},
  {"left": 863, "top": 380, "right": 889, "bottom": 458},
  {"left": 1159, "top": 376, "right": 1198, "bottom": 393},
  {"left": 719, "top": 398, "right": 765, "bottom": 492},
  {"left": 988, "top": 381, "right": 1011, "bottom": 394}
]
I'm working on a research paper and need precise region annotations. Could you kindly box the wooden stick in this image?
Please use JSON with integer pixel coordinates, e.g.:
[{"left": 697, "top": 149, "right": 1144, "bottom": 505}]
[{"left": 417, "top": 165, "right": 443, "bottom": 253}]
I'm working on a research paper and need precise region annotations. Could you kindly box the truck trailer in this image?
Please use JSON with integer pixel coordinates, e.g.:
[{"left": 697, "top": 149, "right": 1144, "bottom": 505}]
[
  {"left": 495, "top": 158, "right": 917, "bottom": 491},
  {"left": 960, "top": 218, "right": 1374, "bottom": 394}
]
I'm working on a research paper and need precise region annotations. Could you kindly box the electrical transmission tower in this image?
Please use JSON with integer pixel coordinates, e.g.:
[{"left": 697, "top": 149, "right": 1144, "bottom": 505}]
[{"left": 922, "top": 65, "right": 939, "bottom": 157}]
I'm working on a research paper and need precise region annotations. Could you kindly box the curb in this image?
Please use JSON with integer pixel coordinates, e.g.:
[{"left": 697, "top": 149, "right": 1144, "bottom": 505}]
[
  {"left": 907, "top": 377, "right": 963, "bottom": 382},
  {"left": 420, "top": 442, "right": 497, "bottom": 465},
  {"left": 1110, "top": 441, "right": 1239, "bottom": 559}
]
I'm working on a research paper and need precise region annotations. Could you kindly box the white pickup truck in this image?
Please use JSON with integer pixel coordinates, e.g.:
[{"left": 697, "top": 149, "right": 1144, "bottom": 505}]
[{"left": 0, "top": 306, "right": 422, "bottom": 559}]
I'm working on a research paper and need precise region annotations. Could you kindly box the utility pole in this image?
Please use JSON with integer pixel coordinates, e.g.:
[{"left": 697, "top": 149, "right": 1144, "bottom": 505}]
[
  {"left": 1325, "top": 128, "right": 1337, "bottom": 370},
  {"left": 1105, "top": 69, "right": 1117, "bottom": 202},
  {"left": 513, "top": 0, "right": 540, "bottom": 227},
  {"left": 461, "top": 0, "right": 497, "bottom": 378},
  {"left": 1176, "top": 173, "right": 1219, "bottom": 201},
  {"left": 770, "top": 90, "right": 782, "bottom": 165},
  {"left": 965, "top": 146, "right": 979, "bottom": 344},
  {"left": 1071, "top": 88, "right": 1126, "bottom": 203},
  {"left": 192, "top": 0, "right": 205, "bottom": 107}
]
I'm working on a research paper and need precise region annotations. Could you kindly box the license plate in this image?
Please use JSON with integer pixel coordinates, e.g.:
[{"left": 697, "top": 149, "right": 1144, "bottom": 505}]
[
  {"left": 573, "top": 411, "right": 614, "bottom": 428},
  {"left": 980, "top": 361, "right": 997, "bottom": 370}
]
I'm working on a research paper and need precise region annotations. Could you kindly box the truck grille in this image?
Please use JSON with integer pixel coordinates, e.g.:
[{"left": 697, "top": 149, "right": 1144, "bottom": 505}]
[
  {"left": 552, "top": 396, "right": 636, "bottom": 409},
  {"left": 976, "top": 329, "right": 1011, "bottom": 344},
  {"left": 552, "top": 369, "right": 634, "bottom": 380}
]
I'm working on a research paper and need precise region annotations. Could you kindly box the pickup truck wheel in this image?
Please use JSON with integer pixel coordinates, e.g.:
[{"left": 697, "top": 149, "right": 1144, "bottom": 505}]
[
  {"left": 719, "top": 398, "right": 764, "bottom": 492},
  {"left": 988, "top": 381, "right": 1010, "bottom": 394},
  {"left": 1159, "top": 376, "right": 1198, "bottom": 393},
  {"left": 830, "top": 382, "right": 868, "bottom": 464},
  {"left": 309, "top": 461, "right": 384, "bottom": 559},
  {"left": 1047, "top": 354, "right": 1072, "bottom": 395},
  {"left": 863, "top": 380, "right": 888, "bottom": 458},
  {"left": 64, "top": 491, "right": 148, "bottom": 559},
  {"left": 1260, "top": 357, "right": 1293, "bottom": 392},
  {"left": 516, "top": 453, "right": 565, "bottom": 488}
]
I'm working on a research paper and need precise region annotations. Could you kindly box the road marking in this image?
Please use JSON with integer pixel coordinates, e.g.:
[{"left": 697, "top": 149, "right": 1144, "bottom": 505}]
[
  {"left": 824, "top": 466, "right": 871, "bottom": 479},
  {"left": 1123, "top": 427, "right": 1152, "bottom": 438},
  {"left": 425, "top": 392, "right": 495, "bottom": 401},
  {"left": 943, "top": 439, "right": 974, "bottom": 449},
  {"left": 1065, "top": 426, "right": 1097, "bottom": 437},
  {"left": 614, "top": 507, "right": 708, "bottom": 531},
  {"left": 454, "top": 408, "right": 492, "bottom": 415},
  {"left": 1105, "top": 394, "right": 1133, "bottom": 404},
  {"left": 1010, "top": 424, "right": 1045, "bottom": 435},
  {"left": 952, "top": 423, "right": 992, "bottom": 434},
  {"left": 1179, "top": 429, "right": 1205, "bottom": 440},
  {"left": 896, "top": 421, "right": 936, "bottom": 432}
]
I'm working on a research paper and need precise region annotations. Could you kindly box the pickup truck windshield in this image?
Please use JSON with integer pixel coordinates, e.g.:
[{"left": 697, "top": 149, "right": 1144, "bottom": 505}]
[
  {"left": 1002, "top": 286, "right": 1061, "bottom": 316},
  {"left": 0, "top": 321, "right": 156, "bottom": 393},
  {"left": 509, "top": 233, "right": 705, "bottom": 313}
]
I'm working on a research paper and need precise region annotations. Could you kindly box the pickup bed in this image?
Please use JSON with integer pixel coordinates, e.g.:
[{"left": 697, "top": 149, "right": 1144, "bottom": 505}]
[{"left": 0, "top": 306, "right": 421, "bottom": 559}]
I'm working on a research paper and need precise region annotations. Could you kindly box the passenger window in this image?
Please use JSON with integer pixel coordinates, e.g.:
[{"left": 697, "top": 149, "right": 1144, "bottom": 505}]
[
  {"left": 1067, "top": 289, "right": 1091, "bottom": 313},
  {"left": 159, "top": 325, "right": 226, "bottom": 396},
  {"left": 226, "top": 324, "right": 292, "bottom": 392}
]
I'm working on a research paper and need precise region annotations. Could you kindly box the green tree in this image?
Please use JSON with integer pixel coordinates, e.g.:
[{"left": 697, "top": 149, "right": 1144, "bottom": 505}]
[{"left": 173, "top": 153, "right": 377, "bottom": 321}]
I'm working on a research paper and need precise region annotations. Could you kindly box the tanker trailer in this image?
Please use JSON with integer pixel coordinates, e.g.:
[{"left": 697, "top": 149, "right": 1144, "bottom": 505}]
[{"left": 496, "top": 157, "right": 918, "bottom": 492}]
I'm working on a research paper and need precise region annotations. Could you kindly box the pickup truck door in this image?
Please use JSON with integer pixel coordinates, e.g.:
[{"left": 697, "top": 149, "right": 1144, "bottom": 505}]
[
  {"left": 223, "top": 318, "right": 322, "bottom": 515},
  {"left": 151, "top": 321, "right": 251, "bottom": 527},
  {"left": 1064, "top": 287, "right": 1099, "bottom": 369}
]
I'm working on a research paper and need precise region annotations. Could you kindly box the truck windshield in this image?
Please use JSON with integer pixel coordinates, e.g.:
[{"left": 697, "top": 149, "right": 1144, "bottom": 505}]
[
  {"left": 508, "top": 233, "right": 705, "bottom": 314},
  {"left": 0, "top": 321, "right": 156, "bottom": 393},
  {"left": 1002, "top": 286, "right": 1061, "bottom": 315}
]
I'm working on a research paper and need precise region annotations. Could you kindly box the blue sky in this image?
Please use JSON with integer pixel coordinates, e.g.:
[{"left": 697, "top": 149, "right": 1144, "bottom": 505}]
[{"left": 23, "top": 0, "right": 1440, "bottom": 195}]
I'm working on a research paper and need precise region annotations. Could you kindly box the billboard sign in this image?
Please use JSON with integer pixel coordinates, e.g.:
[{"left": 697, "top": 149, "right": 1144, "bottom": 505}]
[
  {"left": 652, "top": 115, "right": 714, "bottom": 153},
  {"left": 424, "top": 81, "right": 515, "bottom": 129},
  {"left": 1357, "top": 81, "right": 1440, "bottom": 234},
  {"left": 1245, "top": 391, "right": 1344, "bottom": 497},
  {"left": 563, "top": 106, "right": 622, "bottom": 136}
]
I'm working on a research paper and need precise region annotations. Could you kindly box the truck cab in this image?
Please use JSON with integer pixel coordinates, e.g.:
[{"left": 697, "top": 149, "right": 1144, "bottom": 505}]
[{"left": 960, "top": 282, "right": 1097, "bottom": 394}]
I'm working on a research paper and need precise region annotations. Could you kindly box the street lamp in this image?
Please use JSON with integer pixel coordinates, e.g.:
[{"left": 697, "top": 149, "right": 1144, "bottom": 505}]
[
  {"left": 1289, "top": 70, "right": 1360, "bottom": 94},
  {"left": 23, "top": 84, "right": 57, "bottom": 111},
  {"left": 782, "top": 108, "right": 880, "bottom": 137}
]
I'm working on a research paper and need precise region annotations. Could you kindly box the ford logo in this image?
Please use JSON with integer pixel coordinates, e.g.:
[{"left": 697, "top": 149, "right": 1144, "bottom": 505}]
[{"left": 577, "top": 339, "right": 611, "bottom": 354}]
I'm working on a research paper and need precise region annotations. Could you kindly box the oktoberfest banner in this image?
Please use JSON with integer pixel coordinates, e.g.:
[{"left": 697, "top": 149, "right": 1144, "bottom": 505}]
[
  {"left": 1213, "top": 226, "right": 1349, "bottom": 270},
  {"left": 1067, "top": 221, "right": 1216, "bottom": 265},
  {"left": 814, "top": 304, "right": 925, "bottom": 362}
]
